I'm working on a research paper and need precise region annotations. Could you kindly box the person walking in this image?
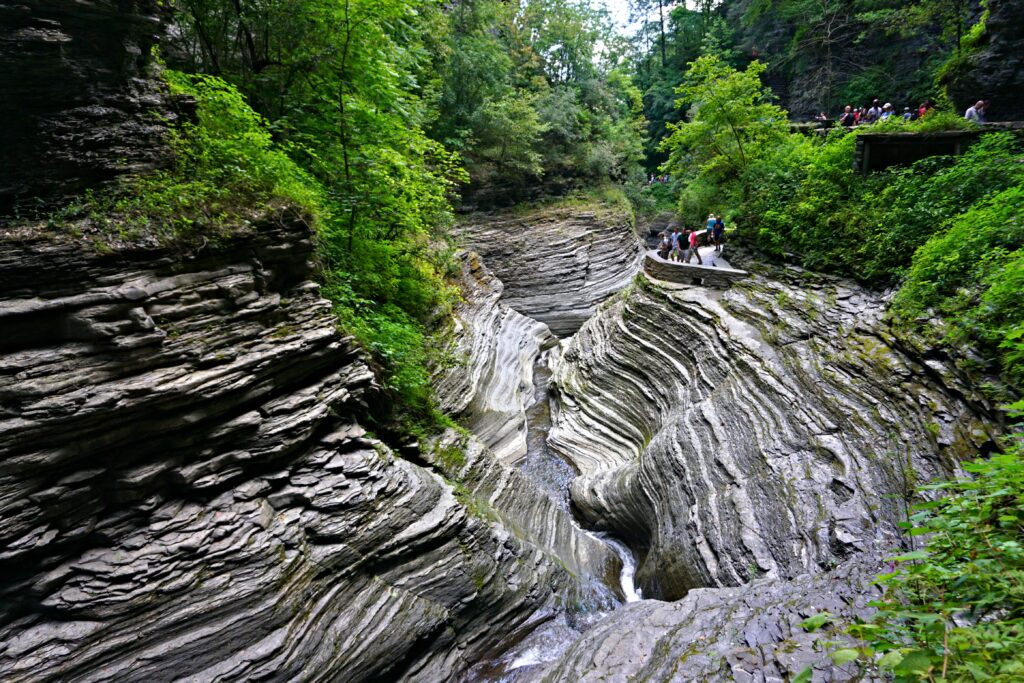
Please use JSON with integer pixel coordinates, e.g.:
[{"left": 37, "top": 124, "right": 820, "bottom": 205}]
[
  {"left": 670, "top": 228, "right": 682, "bottom": 262},
  {"left": 705, "top": 214, "right": 716, "bottom": 243},
  {"left": 658, "top": 232, "right": 671, "bottom": 260},
  {"left": 685, "top": 227, "right": 703, "bottom": 265},
  {"left": 712, "top": 216, "right": 725, "bottom": 253}
]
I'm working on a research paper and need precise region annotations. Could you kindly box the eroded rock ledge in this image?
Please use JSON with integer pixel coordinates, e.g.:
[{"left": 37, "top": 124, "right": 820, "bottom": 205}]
[
  {"left": 0, "top": 218, "right": 586, "bottom": 681},
  {"left": 456, "top": 202, "right": 643, "bottom": 337},
  {"left": 549, "top": 268, "right": 994, "bottom": 600},
  {"left": 434, "top": 252, "right": 556, "bottom": 463}
]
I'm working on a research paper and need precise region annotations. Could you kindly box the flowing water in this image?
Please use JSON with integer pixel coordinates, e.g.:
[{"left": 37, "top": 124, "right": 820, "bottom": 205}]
[{"left": 469, "top": 347, "right": 644, "bottom": 681}]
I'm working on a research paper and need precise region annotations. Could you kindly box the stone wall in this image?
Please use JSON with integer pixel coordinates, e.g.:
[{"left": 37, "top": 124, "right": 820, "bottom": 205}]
[{"left": 0, "top": 0, "right": 176, "bottom": 215}]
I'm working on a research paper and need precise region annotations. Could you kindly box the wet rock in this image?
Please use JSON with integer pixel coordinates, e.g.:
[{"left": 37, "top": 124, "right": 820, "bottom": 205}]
[
  {"left": 0, "top": 217, "right": 588, "bottom": 682},
  {"left": 540, "top": 553, "right": 884, "bottom": 682},
  {"left": 456, "top": 204, "right": 643, "bottom": 337},
  {"left": 434, "top": 252, "right": 557, "bottom": 463},
  {"left": 550, "top": 270, "right": 994, "bottom": 600}
]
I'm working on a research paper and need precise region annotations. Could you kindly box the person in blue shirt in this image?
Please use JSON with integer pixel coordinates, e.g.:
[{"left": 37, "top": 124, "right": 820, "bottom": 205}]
[
  {"left": 712, "top": 217, "right": 725, "bottom": 253},
  {"left": 670, "top": 228, "right": 682, "bottom": 261}
]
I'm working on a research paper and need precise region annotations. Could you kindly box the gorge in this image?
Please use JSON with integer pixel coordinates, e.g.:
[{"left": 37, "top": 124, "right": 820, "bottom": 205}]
[
  {"left": 0, "top": 193, "right": 996, "bottom": 680},
  {"left": 1, "top": 0, "right": 1021, "bottom": 681}
]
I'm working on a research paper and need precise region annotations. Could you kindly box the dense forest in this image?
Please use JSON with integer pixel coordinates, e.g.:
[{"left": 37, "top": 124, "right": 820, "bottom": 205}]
[{"left": 30, "top": 0, "right": 1023, "bottom": 677}]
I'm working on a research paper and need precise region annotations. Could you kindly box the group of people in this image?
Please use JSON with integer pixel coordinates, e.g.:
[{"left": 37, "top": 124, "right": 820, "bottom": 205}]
[
  {"left": 657, "top": 214, "right": 726, "bottom": 265},
  {"left": 836, "top": 99, "right": 938, "bottom": 126},
  {"left": 832, "top": 97, "right": 991, "bottom": 126},
  {"left": 647, "top": 173, "right": 672, "bottom": 184}
]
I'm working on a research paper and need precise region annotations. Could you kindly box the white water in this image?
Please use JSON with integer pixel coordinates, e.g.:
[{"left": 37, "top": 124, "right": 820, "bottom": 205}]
[{"left": 590, "top": 533, "right": 642, "bottom": 603}]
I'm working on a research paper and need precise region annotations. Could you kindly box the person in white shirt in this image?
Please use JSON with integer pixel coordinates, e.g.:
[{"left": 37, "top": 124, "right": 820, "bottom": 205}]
[{"left": 965, "top": 100, "right": 986, "bottom": 123}]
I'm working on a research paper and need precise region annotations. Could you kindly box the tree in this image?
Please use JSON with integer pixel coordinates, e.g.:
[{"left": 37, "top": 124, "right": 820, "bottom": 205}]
[{"left": 662, "top": 55, "right": 789, "bottom": 178}]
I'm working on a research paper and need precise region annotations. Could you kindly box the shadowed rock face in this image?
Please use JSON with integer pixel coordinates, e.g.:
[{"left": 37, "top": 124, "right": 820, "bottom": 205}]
[
  {"left": 434, "top": 252, "right": 558, "bottom": 463},
  {"left": 456, "top": 205, "right": 643, "bottom": 337},
  {"left": 0, "top": 0, "right": 176, "bottom": 215},
  {"left": 945, "top": 0, "right": 1024, "bottom": 121},
  {"left": 0, "top": 218, "right": 591, "bottom": 682},
  {"left": 549, "top": 269, "right": 994, "bottom": 601}
]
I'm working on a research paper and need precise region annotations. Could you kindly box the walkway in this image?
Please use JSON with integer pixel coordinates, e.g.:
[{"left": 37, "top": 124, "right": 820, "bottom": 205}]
[{"left": 643, "top": 245, "right": 748, "bottom": 288}]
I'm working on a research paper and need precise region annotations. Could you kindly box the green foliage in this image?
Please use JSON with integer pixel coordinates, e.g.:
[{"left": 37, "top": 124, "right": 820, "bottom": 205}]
[
  {"left": 164, "top": 0, "right": 470, "bottom": 432},
  {"left": 661, "top": 52, "right": 1024, "bottom": 395},
  {"left": 664, "top": 56, "right": 788, "bottom": 181},
  {"left": 893, "top": 181, "right": 1024, "bottom": 384},
  {"left": 55, "top": 71, "right": 319, "bottom": 245},
  {"left": 841, "top": 434, "right": 1024, "bottom": 681},
  {"left": 430, "top": 0, "right": 647, "bottom": 189}
]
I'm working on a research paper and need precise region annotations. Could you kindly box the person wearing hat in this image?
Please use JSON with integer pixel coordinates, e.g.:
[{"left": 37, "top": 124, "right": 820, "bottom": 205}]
[
  {"left": 902, "top": 106, "right": 913, "bottom": 121},
  {"left": 880, "top": 103, "right": 894, "bottom": 121}
]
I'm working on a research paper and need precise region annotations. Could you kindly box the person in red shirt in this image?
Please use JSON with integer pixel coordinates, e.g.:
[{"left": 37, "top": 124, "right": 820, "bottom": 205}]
[{"left": 685, "top": 228, "right": 703, "bottom": 265}]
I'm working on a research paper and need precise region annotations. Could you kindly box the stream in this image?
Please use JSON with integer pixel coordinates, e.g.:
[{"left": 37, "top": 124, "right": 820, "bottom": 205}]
[{"left": 471, "top": 349, "right": 644, "bottom": 681}]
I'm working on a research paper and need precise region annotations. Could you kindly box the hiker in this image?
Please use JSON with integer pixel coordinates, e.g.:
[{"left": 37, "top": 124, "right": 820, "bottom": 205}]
[
  {"left": 669, "top": 228, "right": 682, "bottom": 261},
  {"left": 864, "top": 99, "right": 882, "bottom": 124},
  {"left": 839, "top": 105, "right": 856, "bottom": 126},
  {"left": 713, "top": 216, "right": 725, "bottom": 253},
  {"left": 918, "top": 100, "right": 933, "bottom": 119},
  {"left": 658, "top": 232, "right": 671, "bottom": 259},
  {"left": 902, "top": 106, "right": 913, "bottom": 121},
  {"left": 705, "top": 214, "right": 716, "bottom": 243},
  {"left": 879, "top": 103, "right": 894, "bottom": 121},
  {"left": 965, "top": 100, "right": 986, "bottom": 123},
  {"left": 685, "top": 227, "right": 703, "bottom": 265}
]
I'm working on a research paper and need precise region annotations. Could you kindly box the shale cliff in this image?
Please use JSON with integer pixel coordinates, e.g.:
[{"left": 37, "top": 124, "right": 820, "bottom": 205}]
[
  {"left": 550, "top": 267, "right": 993, "bottom": 599},
  {"left": 451, "top": 207, "right": 996, "bottom": 680},
  {"left": 0, "top": 0, "right": 177, "bottom": 213},
  {"left": 457, "top": 200, "right": 643, "bottom": 337},
  {"left": 0, "top": 217, "right": 603, "bottom": 682}
]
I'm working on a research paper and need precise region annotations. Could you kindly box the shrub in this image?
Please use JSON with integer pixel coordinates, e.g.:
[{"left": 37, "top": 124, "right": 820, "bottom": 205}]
[{"left": 843, "top": 433, "right": 1024, "bottom": 681}]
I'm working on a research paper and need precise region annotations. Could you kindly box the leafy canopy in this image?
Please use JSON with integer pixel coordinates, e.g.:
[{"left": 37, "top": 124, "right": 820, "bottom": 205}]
[{"left": 663, "top": 56, "right": 788, "bottom": 180}]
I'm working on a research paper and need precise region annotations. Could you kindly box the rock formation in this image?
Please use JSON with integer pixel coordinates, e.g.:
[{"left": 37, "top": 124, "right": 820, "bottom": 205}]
[
  {"left": 0, "top": 0, "right": 177, "bottom": 214},
  {"left": 433, "top": 252, "right": 557, "bottom": 463},
  {"left": 549, "top": 266, "right": 994, "bottom": 601},
  {"left": 945, "top": 0, "right": 1024, "bottom": 121},
  {"left": 0, "top": 215, "right": 597, "bottom": 682},
  {"left": 456, "top": 202, "right": 643, "bottom": 337},
  {"left": 540, "top": 553, "right": 883, "bottom": 682}
]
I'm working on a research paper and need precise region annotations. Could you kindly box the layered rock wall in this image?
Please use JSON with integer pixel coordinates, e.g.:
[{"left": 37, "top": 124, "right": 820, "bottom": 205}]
[
  {"left": 0, "top": 0, "right": 176, "bottom": 214},
  {"left": 434, "top": 252, "right": 556, "bottom": 463},
  {"left": 0, "top": 218, "right": 587, "bottom": 681},
  {"left": 456, "top": 203, "right": 643, "bottom": 337},
  {"left": 549, "top": 268, "right": 994, "bottom": 600}
]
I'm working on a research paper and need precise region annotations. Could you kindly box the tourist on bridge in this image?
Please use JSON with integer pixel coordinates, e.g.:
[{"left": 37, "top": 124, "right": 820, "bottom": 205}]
[
  {"left": 685, "top": 228, "right": 703, "bottom": 265},
  {"left": 965, "top": 100, "right": 987, "bottom": 123},
  {"left": 705, "top": 214, "right": 716, "bottom": 243},
  {"left": 670, "top": 228, "right": 683, "bottom": 261},
  {"left": 658, "top": 232, "right": 671, "bottom": 260},
  {"left": 713, "top": 217, "right": 725, "bottom": 252},
  {"left": 839, "top": 105, "right": 856, "bottom": 126},
  {"left": 865, "top": 99, "right": 882, "bottom": 124}
]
